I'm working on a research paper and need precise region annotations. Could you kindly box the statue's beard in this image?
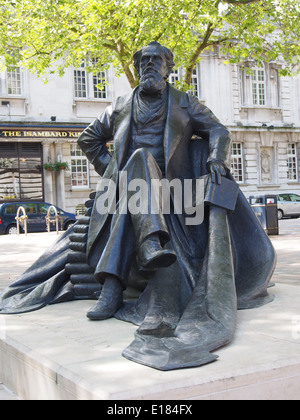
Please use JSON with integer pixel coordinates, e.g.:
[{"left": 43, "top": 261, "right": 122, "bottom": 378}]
[{"left": 139, "top": 70, "right": 167, "bottom": 96}]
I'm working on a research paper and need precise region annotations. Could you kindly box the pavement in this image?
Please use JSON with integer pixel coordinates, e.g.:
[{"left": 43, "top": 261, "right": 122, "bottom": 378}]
[
  {"left": 0, "top": 232, "right": 61, "bottom": 401},
  {"left": 0, "top": 220, "right": 299, "bottom": 400}
]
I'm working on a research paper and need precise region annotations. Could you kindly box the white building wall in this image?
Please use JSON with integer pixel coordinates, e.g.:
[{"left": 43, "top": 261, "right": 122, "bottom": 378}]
[{"left": 290, "top": 75, "right": 300, "bottom": 126}]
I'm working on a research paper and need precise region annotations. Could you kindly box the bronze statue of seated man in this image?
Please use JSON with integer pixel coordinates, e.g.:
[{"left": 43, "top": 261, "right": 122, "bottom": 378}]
[{"left": 0, "top": 42, "right": 276, "bottom": 371}]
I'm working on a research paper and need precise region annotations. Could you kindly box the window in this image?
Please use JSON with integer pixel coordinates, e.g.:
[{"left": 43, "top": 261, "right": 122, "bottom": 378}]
[
  {"left": 22, "top": 203, "right": 37, "bottom": 214},
  {"left": 278, "top": 194, "right": 291, "bottom": 202},
  {"left": 70, "top": 144, "right": 89, "bottom": 188},
  {"left": 107, "top": 142, "right": 114, "bottom": 154},
  {"left": 37, "top": 203, "right": 58, "bottom": 215},
  {"left": 93, "top": 71, "right": 107, "bottom": 99},
  {"left": 4, "top": 204, "right": 16, "bottom": 214},
  {"left": 188, "top": 68, "right": 199, "bottom": 98},
  {"left": 240, "top": 61, "right": 280, "bottom": 108},
  {"left": 251, "top": 63, "right": 266, "bottom": 106},
  {"left": 169, "top": 66, "right": 200, "bottom": 98},
  {"left": 74, "top": 61, "right": 108, "bottom": 100},
  {"left": 289, "top": 194, "right": 300, "bottom": 202},
  {"left": 169, "top": 69, "right": 180, "bottom": 87},
  {"left": 231, "top": 142, "right": 244, "bottom": 183},
  {"left": 74, "top": 63, "right": 87, "bottom": 98},
  {"left": 37, "top": 203, "right": 50, "bottom": 214},
  {"left": 6, "top": 66, "right": 22, "bottom": 96},
  {"left": 287, "top": 143, "right": 298, "bottom": 181},
  {"left": 0, "top": 142, "right": 43, "bottom": 202}
]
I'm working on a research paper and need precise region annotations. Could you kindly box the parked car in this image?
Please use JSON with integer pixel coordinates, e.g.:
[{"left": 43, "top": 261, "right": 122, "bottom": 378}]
[
  {"left": 277, "top": 193, "right": 300, "bottom": 220},
  {"left": 0, "top": 202, "right": 77, "bottom": 235}
]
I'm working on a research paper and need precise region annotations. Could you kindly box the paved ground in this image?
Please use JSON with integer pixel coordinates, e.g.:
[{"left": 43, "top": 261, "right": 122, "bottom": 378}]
[
  {"left": 0, "top": 220, "right": 298, "bottom": 292},
  {"left": 0, "top": 384, "right": 19, "bottom": 400},
  {"left": 0, "top": 231, "right": 61, "bottom": 292},
  {"left": 0, "top": 232, "right": 61, "bottom": 400},
  {"left": 270, "top": 219, "right": 300, "bottom": 286},
  {"left": 0, "top": 219, "right": 299, "bottom": 399}
]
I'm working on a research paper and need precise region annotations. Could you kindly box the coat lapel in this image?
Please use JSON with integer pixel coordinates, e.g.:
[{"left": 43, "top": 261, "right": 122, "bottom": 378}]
[
  {"left": 114, "top": 88, "right": 137, "bottom": 169},
  {"left": 164, "top": 84, "right": 190, "bottom": 177},
  {"left": 87, "top": 90, "right": 136, "bottom": 258}
]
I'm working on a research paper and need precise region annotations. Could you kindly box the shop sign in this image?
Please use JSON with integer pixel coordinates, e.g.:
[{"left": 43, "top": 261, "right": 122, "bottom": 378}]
[{"left": 0, "top": 130, "right": 80, "bottom": 138}]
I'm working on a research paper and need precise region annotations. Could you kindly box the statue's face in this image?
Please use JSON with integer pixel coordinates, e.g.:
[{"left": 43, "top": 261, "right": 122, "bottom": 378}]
[{"left": 139, "top": 45, "right": 169, "bottom": 80}]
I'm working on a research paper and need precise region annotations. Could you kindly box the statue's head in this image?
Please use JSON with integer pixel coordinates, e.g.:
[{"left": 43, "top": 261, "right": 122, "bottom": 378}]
[{"left": 133, "top": 42, "right": 175, "bottom": 95}]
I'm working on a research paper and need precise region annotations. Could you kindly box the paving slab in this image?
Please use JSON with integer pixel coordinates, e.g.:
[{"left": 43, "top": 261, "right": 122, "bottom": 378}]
[
  {"left": 0, "top": 221, "right": 299, "bottom": 400},
  {"left": 0, "top": 232, "right": 62, "bottom": 291},
  {"left": 0, "top": 383, "right": 19, "bottom": 400}
]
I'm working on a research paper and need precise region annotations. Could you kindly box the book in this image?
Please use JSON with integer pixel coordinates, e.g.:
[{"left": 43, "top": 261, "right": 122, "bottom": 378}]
[{"left": 202, "top": 175, "right": 239, "bottom": 212}]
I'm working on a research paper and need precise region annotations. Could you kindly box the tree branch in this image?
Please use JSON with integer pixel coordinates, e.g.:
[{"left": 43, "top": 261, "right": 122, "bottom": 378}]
[
  {"left": 207, "top": 37, "right": 231, "bottom": 47},
  {"left": 184, "top": 23, "right": 215, "bottom": 86},
  {"left": 116, "top": 40, "right": 138, "bottom": 88},
  {"left": 102, "top": 43, "right": 118, "bottom": 53},
  {"left": 224, "top": 0, "right": 262, "bottom": 4}
]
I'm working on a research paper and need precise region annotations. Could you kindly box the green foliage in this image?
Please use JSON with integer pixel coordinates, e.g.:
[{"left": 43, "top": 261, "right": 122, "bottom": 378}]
[
  {"left": 1, "top": 0, "right": 299, "bottom": 89},
  {"left": 43, "top": 161, "right": 69, "bottom": 172}
]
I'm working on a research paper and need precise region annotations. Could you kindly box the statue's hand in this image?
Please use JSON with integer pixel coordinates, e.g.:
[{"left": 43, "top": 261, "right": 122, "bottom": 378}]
[{"left": 207, "top": 160, "right": 227, "bottom": 185}]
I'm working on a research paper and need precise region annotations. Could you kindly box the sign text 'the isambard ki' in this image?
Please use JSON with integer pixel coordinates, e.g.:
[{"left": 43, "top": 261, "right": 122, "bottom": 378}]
[{"left": 0, "top": 130, "right": 80, "bottom": 138}]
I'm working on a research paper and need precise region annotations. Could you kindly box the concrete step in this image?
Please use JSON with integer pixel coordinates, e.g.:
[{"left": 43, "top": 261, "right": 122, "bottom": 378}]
[{"left": 0, "top": 283, "right": 299, "bottom": 400}]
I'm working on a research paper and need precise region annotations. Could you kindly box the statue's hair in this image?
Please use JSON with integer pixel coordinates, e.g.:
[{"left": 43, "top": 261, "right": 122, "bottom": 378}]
[{"left": 133, "top": 42, "right": 175, "bottom": 78}]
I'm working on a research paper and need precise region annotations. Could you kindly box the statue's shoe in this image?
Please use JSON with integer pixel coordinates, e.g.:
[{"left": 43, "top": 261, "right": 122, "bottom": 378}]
[
  {"left": 137, "top": 236, "right": 177, "bottom": 271},
  {"left": 87, "top": 290, "right": 123, "bottom": 320}
]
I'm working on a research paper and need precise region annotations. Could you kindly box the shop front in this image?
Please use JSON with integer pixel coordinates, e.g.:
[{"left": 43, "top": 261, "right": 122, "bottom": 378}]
[
  {"left": 0, "top": 126, "right": 86, "bottom": 210},
  {"left": 0, "top": 140, "right": 43, "bottom": 202}
]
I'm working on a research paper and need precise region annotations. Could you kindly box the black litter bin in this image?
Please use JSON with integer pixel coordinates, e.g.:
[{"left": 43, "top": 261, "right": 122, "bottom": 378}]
[{"left": 249, "top": 195, "right": 279, "bottom": 235}]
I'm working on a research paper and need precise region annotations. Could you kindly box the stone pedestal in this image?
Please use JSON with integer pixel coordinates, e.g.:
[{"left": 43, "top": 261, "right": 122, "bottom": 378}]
[{"left": 0, "top": 283, "right": 299, "bottom": 400}]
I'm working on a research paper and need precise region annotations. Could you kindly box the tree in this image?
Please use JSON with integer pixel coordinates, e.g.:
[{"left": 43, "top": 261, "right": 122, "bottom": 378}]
[{"left": 1, "top": 0, "right": 299, "bottom": 90}]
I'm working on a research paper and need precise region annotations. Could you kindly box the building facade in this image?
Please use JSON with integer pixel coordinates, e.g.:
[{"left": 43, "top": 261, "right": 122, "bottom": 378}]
[
  {"left": 1, "top": 50, "right": 300, "bottom": 214},
  {"left": 0, "top": 64, "right": 131, "bottom": 213}
]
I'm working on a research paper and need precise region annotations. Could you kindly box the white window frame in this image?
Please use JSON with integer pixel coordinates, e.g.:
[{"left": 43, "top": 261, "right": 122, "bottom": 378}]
[
  {"left": 70, "top": 144, "right": 90, "bottom": 189},
  {"left": 107, "top": 142, "right": 114, "bottom": 154},
  {"left": 188, "top": 67, "right": 199, "bottom": 98},
  {"left": 169, "top": 65, "right": 200, "bottom": 98},
  {"left": 240, "top": 61, "right": 280, "bottom": 108},
  {"left": 93, "top": 70, "right": 107, "bottom": 99},
  {"left": 74, "top": 63, "right": 87, "bottom": 98},
  {"left": 231, "top": 142, "right": 245, "bottom": 183},
  {"left": 169, "top": 68, "right": 180, "bottom": 87},
  {"left": 287, "top": 143, "right": 298, "bottom": 181},
  {"left": 6, "top": 66, "right": 22, "bottom": 96},
  {"left": 74, "top": 61, "right": 108, "bottom": 101},
  {"left": 251, "top": 62, "right": 266, "bottom": 106}
]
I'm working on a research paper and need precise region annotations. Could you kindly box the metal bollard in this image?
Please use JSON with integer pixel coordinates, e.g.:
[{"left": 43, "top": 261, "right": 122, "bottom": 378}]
[
  {"left": 15, "top": 206, "right": 28, "bottom": 236},
  {"left": 46, "top": 205, "right": 63, "bottom": 234}
]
